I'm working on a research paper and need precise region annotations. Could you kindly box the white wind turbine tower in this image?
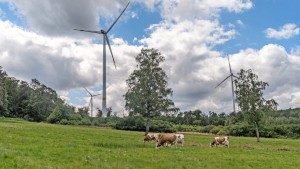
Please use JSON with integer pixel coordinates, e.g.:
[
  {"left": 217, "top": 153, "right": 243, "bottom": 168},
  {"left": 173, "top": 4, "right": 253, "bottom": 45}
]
[
  {"left": 74, "top": 2, "right": 130, "bottom": 116},
  {"left": 215, "top": 56, "right": 238, "bottom": 113},
  {"left": 84, "top": 87, "right": 102, "bottom": 117}
]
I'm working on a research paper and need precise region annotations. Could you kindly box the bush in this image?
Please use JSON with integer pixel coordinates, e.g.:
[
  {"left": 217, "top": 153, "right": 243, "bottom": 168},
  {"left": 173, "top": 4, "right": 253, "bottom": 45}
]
[
  {"left": 79, "top": 118, "right": 91, "bottom": 125},
  {"left": 47, "top": 108, "right": 63, "bottom": 123},
  {"left": 227, "top": 123, "right": 255, "bottom": 137},
  {"left": 175, "top": 124, "right": 198, "bottom": 132},
  {"left": 210, "top": 126, "right": 223, "bottom": 134},
  {"left": 151, "top": 120, "right": 176, "bottom": 133},
  {"left": 217, "top": 129, "right": 229, "bottom": 135},
  {"left": 59, "top": 119, "right": 69, "bottom": 125},
  {"left": 115, "top": 116, "right": 145, "bottom": 131},
  {"left": 199, "top": 125, "right": 215, "bottom": 133}
]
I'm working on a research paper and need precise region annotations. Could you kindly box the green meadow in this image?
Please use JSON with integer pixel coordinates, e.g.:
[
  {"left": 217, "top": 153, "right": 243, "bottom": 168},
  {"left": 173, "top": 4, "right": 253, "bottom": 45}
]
[{"left": 0, "top": 118, "right": 299, "bottom": 169}]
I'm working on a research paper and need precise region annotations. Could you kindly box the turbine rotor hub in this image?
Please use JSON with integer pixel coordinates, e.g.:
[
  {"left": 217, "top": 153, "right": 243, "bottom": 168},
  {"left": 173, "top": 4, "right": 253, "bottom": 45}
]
[{"left": 101, "top": 30, "right": 107, "bottom": 34}]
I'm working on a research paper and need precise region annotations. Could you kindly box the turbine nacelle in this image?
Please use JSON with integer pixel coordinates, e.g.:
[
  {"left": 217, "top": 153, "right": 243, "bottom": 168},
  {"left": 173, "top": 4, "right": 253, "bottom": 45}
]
[{"left": 101, "top": 30, "right": 107, "bottom": 34}]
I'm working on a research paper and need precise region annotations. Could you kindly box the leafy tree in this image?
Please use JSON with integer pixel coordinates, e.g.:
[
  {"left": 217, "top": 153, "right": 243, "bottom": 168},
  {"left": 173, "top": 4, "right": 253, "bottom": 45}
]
[
  {"left": 124, "top": 48, "right": 179, "bottom": 135},
  {"left": 0, "top": 66, "right": 7, "bottom": 114},
  {"left": 78, "top": 107, "right": 89, "bottom": 118},
  {"left": 96, "top": 108, "right": 102, "bottom": 118},
  {"left": 106, "top": 107, "right": 112, "bottom": 117},
  {"left": 234, "top": 69, "right": 278, "bottom": 142}
]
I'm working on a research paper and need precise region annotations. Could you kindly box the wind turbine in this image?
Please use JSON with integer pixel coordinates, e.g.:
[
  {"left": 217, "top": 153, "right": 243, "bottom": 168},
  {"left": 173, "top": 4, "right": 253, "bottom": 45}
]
[
  {"left": 215, "top": 56, "right": 238, "bottom": 113},
  {"left": 74, "top": 2, "right": 130, "bottom": 116},
  {"left": 84, "top": 87, "right": 102, "bottom": 117}
]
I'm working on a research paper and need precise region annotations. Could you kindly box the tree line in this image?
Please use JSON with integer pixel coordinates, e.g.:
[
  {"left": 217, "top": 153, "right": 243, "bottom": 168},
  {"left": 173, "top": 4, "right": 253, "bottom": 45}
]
[{"left": 1, "top": 48, "right": 300, "bottom": 140}]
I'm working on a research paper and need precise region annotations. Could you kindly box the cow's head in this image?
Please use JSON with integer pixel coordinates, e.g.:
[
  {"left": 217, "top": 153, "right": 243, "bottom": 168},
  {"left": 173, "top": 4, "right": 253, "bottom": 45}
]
[{"left": 144, "top": 134, "right": 151, "bottom": 142}]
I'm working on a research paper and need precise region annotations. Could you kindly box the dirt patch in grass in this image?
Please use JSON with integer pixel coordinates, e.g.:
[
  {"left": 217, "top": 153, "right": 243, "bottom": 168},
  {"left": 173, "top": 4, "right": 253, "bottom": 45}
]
[{"left": 276, "top": 146, "right": 300, "bottom": 152}]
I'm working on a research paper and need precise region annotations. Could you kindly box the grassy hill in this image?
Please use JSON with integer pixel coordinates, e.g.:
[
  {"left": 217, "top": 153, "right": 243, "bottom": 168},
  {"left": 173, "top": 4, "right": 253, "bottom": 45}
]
[{"left": 0, "top": 118, "right": 299, "bottom": 169}]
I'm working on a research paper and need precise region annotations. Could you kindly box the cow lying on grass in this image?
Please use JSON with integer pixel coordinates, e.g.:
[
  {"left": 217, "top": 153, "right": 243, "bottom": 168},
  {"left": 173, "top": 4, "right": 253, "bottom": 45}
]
[
  {"left": 210, "top": 136, "right": 229, "bottom": 148},
  {"left": 156, "top": 133, "right": 185, "bottom": 148},
  {"left": 144, "top": 133, "right": 160, "bottom": 143}
]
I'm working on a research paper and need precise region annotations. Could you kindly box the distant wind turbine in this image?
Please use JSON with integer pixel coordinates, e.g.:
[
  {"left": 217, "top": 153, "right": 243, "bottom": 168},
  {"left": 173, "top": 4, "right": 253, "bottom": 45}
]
[
  {"left": 84, "top": 87, "right": 102, "bottom": 117},
  {"left": 215, "top": 56, "right": 238, "bottom": 113},
  {"left": 74, "top": 2, "right": 130, "bottom": 116}
]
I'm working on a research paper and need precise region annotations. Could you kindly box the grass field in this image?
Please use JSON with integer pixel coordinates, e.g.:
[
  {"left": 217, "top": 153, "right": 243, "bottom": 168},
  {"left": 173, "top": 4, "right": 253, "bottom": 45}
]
[{"left": 0, "top": 118, "right": 299, "bottom": 169}]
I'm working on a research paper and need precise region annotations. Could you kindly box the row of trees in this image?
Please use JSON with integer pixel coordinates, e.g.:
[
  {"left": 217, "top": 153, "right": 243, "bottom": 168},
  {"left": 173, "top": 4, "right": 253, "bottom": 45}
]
[
  {"left": 0, "top": 66, "right": 91, "bottom": 123},
  {"left": 123, "top": 48, "right": 279, "bottom": 142},
  {"left": 0, "top": 48, "right": 296, "bottom": 141}
]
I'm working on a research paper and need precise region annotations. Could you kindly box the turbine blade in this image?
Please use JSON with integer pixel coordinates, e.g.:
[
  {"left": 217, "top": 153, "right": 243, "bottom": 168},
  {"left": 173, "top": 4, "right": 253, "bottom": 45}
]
[
  {"left": 228, "top": 56, "right": 233, "bottom": 74},
  {"left": 106, "top": 2, "right": 130, "bottom": 33},
  {"left": 105, "top": 35, "right": 117, "bottom": 69},
  {"left": 84, "top": 87, "right": 92, "bottom": 96},
  {"left": 215, "top": 75, "right": 231, "bottom": 88},
  {"left": 74, "top": 29, "right": 101, "bottom": 34},
  {"left": 93, "top": 93, "right": 102, "bottom": 97}
]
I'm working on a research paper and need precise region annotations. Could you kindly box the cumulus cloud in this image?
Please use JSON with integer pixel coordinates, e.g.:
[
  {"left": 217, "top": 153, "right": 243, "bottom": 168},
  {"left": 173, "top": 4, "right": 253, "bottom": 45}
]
[
  {"left": 0, "top": 20, "right": 140, "bottom": 89},
  {"left": 264, "top": 23, "right": 300, "bottom": 39},
  {"left": 2, "top": 0, "right": 300, "bottom": 115},
  {"left": 0, "top": 19, "right": 141, "bottom": 115},
  {"left": 3, "top": 0, "right": 130, "bottom": 37},
  {"left": 229, "top": 44, "right": 300, "bottom": 110},
  {"left": 159, "top": 0, "right": 252, "bottom": 21},
  {"left": 291, "top": 46, "right": 300, "bottom": 55}
]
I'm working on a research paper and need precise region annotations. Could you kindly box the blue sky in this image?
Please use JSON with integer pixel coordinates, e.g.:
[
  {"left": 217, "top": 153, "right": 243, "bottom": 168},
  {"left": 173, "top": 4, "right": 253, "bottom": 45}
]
[
  {"left": 1, "top": 0, "right": 300, "bottom": 116},
  {"left": 218, "top": 0, "right": 300, "bottom": 54}
]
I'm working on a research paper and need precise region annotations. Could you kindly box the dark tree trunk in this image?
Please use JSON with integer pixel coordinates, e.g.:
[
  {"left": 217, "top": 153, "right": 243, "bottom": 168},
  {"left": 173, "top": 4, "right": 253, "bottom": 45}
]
[
  {"left": 255, "top": 122, "right": 260, "bottom": 142},
  {"left": 145, "top": 117, "right": 150, "bottom": 136}
]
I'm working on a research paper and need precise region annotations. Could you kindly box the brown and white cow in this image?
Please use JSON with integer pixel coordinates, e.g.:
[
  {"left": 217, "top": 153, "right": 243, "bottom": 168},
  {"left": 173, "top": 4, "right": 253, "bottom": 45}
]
[
  {"left": 210, "top": 136, "right": 229, "bottom": 148},
  {"left": 156, "top": 134, "right": 177, "bottom": 149},
  {"left": 175, "top": 134, "right": 185, "bottom": 146},
  {"left": 144, "top": 133, "right": 160, "bottom": 143}
]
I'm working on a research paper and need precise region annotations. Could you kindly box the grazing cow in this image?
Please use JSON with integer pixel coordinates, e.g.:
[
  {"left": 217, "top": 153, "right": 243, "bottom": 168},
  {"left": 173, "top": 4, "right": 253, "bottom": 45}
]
[
  {"left": 156, "top": 134, "right": 177, "bottom": 149},
  {"left": 210, "top": 136, "right": 229, "bottom": 148},
  {"left": 144, "top": 133, "right": 160, "bottom": 143},
  {"left": 175, "top": 134, "right": 185, "bottom": 146}
]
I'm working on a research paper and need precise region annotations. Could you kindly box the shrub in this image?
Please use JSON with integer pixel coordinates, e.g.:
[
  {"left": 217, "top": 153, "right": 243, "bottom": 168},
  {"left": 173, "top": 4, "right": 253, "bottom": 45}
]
[
  {"left": 115, "top": 116, "right": 145, "bottom": 131},
  {"left": 151, "top": 120, "right": 176, "bottom": 133},
  {"left": 175, "top": 124, "right": 198, "bottom": 132},
  {"left": 227, "top": 123, "right": 255, "bottom": 137},
  {"left": 79, "top": 118, "right": 91, "bottom": 126},
  {"left": 199, "top": 125, "right": 215, "bottom": 133},
  {"left": 210, "top": 126, "right": 223, "bottom": 134}
]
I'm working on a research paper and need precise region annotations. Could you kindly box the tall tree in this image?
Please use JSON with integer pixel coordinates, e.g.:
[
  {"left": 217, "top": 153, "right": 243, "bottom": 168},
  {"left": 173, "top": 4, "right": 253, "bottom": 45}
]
[
  {"left": 0, "top": 66, "right": 7, "bottom": 112},
  {"left": 0, "top": 67, "right": 4, "bottom": 106},
  {"left": 234, "top": 69, "right": 277, "bottom": 142},
  {"left": 96, "top": 108, "right": 103, "bottom": 118},
  {"left": 124, "top": 48, "right": 179, "bottom": 135}
]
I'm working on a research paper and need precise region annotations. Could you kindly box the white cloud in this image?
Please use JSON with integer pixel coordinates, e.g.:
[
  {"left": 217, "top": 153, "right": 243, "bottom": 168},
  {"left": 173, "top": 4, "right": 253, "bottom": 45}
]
[
  {"left": 236, "top": 20, "right": 244, "bottom": 26},
  {"left": 264, "top": 23, "right": 300, "bottom": 39},
  {"left": 229, "top": 44, "right": 300, "bottom": 110},
  {"left": 133, "top": 0, "right": 160, "bottom": 11},
  {"left": 291, "top": 46, "right": 300, "bottom": 55},
  {"left": 0, "top": 19, "right": 141, "bottom": 114},
  {"left": 2, "top": 0, "right": 300, "bottom": 115},
  {"left": 3, "top": 0, "right": 129, "bottom": 37},
  {"left": 159, "top": 0, "right": 252, "bottom": 21}
]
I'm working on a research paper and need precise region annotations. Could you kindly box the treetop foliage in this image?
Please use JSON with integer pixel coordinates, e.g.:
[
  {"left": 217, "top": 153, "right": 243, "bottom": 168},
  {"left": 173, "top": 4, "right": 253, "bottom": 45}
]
[{"left": 124, "top": 48, "right": 179, "bottom": 118}]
